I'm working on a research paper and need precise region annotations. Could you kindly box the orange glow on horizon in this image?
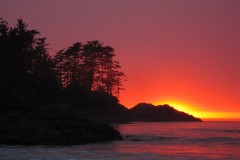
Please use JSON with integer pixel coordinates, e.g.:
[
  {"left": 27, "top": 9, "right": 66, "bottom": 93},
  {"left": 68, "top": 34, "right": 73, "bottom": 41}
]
[
  {"left": 2, "top": 1, "right": 240, "bottom": 121},
  {"left": 153, "top": 100, "right": 194, "bottom": 113},
  {"left": 153, "top": 100, "right": 240, "bottom": 120},
  {"left": 190, "top": 111, "right": 240, "bottom": 120},
  {"left": 153, "top": 98, "right": 199, "bottom": 114}
]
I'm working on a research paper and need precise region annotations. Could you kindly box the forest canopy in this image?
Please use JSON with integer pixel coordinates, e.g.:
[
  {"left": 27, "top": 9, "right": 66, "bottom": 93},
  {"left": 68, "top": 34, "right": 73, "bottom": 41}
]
[{"left": 0, "top": 18, "right": 126, "bottom": 98}]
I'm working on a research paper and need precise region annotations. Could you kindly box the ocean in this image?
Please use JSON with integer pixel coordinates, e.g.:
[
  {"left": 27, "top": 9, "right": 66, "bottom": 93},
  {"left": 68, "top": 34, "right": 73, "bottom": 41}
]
[{"left": 0, "top": 121, "right": 240, "bottom": 160}]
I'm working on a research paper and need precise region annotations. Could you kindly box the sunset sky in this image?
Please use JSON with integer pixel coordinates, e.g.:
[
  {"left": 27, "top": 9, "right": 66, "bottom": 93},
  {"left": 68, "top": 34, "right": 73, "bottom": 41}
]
[{"left": 1, "top": 0, "right": 240, "bottom": 119}]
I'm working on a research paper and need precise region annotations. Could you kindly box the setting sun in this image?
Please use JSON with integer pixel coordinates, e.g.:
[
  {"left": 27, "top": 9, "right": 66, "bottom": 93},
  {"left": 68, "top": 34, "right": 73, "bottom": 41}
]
[
  {"left": 2, "top": 0, "right": 240, "bottom": 120},
  {"left": 1, "top": 0, "right": 240, "bottom": 159},
  {"left": 153, "top": 99, "right": 240, "bottom": 120},
  {"left": 152, "top": 96, "right": 202, "bottom": 114},
  {"left": 153, "top": 100, "right": 195, "bottom": 114}
]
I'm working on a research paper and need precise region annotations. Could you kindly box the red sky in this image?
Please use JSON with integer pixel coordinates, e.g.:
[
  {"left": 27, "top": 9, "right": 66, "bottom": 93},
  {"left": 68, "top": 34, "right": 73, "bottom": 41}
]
[{"left": 1, "top": 0, "right": 240, "bottom": 119}]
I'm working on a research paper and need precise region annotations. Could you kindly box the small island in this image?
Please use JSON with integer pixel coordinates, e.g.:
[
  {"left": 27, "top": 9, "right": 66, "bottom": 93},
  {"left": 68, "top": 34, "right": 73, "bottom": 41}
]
[
  {"left": 0, "top": 19, "right": 201, "bottom": 145},
  {"left": 130, "top": 103, "right": 202, "bottom": 122}
]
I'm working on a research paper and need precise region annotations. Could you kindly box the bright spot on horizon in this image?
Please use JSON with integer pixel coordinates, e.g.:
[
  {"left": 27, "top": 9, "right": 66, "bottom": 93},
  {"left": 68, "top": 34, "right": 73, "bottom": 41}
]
[
  {"left": 153, "top": 100, "right": 196, "bottom": 115},
  {"left": 1, "top": 0, "right": 240, "bottom": 120},
  {"left": 153, "top": 100, "right": 240, "bottom": 120}
]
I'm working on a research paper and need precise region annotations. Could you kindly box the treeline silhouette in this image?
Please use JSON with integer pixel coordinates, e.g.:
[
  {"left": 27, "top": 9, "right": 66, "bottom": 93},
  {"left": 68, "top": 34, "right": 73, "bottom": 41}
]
[
  {"left": 0, "top": 18, "right": 125, "bottom": 145},
  {"left": 0, "top": 18, "right": 201, "bottom": 145},
  {"left": 0, "top": 18, "right": 126, "bottom": 98},
  {"left": 54, "top": 41, "right": 126, "bottom": 97}
]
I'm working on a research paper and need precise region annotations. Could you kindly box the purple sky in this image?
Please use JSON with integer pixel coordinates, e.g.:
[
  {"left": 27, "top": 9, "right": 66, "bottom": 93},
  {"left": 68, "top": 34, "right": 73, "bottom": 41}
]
[{"left": 1, "top": 0, "right": 240, "bottom": 118}]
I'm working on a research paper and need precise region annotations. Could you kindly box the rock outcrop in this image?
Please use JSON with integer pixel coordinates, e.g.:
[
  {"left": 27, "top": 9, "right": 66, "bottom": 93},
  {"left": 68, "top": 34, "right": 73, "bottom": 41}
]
[
  {"left": 0, "top": 108, "right": 122, "bottom": 145},
  {"left": 129, "top": 103, "right": 202, "bottom": 122}
]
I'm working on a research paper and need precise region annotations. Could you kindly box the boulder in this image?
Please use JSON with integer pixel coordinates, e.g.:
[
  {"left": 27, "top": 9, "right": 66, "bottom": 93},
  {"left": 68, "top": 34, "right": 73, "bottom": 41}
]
[{"left": 0, "top": 108, "right": 122, "bottom": 145}]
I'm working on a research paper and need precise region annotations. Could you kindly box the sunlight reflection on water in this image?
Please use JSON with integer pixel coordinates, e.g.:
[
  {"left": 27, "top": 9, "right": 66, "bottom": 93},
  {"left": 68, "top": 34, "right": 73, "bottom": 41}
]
[{"left": 0, "top": 121, "right": 240, "bottom": 160}]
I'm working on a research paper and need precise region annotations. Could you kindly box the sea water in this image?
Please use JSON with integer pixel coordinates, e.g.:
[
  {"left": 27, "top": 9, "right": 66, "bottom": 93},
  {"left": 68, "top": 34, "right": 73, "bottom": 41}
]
[{"left": 0, "top": 121, "right": 240, "bottom": 160}]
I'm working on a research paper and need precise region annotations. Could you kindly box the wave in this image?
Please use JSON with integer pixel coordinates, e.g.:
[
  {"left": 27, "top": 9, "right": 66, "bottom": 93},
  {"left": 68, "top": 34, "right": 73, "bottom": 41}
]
[
  {"left": 222, "top": 129, "right": 240, "bottom": 133},
  {"left": 191, "top": 137, "right": 239, "bottom": 143},
  {"left": 123, "top": 134, "right": 180, "bottom": 141},
  {"left": 122, "top": 134, "right": 240, "bottom": 146}
]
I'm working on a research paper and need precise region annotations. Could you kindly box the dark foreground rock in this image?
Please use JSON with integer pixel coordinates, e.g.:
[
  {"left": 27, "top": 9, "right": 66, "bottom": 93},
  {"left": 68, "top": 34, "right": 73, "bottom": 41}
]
[
  {"left": 0, "top": 85, "right": 201, "bottom": 146},
  {"left": 0, "top": 110, "right": 122, "bottom": 145},
  {"left": 0, "top": 85, "right": 122, "bottom": 145}
]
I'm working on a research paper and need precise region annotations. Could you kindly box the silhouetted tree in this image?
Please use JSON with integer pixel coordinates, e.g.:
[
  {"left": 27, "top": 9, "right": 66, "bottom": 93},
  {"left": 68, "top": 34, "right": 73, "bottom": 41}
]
[
  {"left": 53, "top": 43, "right": 83, "bottom": 88},
  {"left": 0, "top": 19, "right": 54, "bottom": 86},
  {"left": 1, "top": 18, "right": 126, "bottom": 97},
  {"left": 53, "top": 40, "right": 126, "bottom": 97},
  {"left": 65, "top": 42, "right": 83, "bottom": 85},
  {"left": 111, "top": 62, "right": 126, "bottom": 98},
  {"left": 53, "top": 49, "right": 65, "bottom": 89},
  {"left": 81, "top": 40, "right": 103, "bottom": 91},
  {"left": 95, "top": 46, "right": 114, "bottom": 92},
  {"left": 62, "top": 42, "right": 81, "bottom": 87},
  {"left": 0, "top": 18, "right": 9, "bottom": 84}
]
